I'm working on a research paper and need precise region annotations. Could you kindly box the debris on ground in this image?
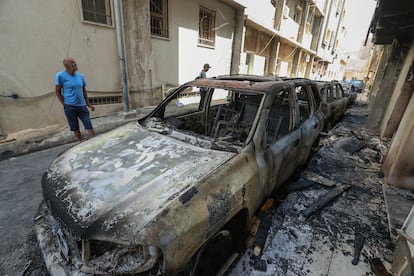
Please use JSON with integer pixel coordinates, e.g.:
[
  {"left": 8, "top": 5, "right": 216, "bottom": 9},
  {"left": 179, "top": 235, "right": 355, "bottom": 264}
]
[
  {"left": 228, "top": 102, "right": 399, "bottom": 275},
  {"left": 17, "top": 261, "right": 31, "bottom": 276},
  {"left": 351, "top": 232, "right": 365, "bottom": 265},
  {"left": 248, "top": 198, "right": 274, "bottom": 258},
  {"left": 302, "top": 184, "right": 350, "bottom": 218},
  {"left": 299, "top": 171, "right": 336, "bottom": 187},
  {"left": 369, "top": 258, "right": 389, "bottom": 276}
]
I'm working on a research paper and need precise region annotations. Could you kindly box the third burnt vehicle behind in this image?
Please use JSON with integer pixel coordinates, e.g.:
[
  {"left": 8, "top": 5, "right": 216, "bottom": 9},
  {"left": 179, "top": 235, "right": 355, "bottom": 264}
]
[{"left": 36, "top": 77, "right": 325, "bottom": 275}]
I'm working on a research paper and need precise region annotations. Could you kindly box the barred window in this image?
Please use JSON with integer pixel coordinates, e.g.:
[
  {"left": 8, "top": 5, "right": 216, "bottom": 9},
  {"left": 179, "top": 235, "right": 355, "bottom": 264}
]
[
  {"left": 82, "top": 0, "right": 112, "bottom": 26},
  {"left": 150, "top": 0, "right": 169, "bottom": 38},
  {"left": 198, "top": 6, "right": 216, "bottom": 47}
]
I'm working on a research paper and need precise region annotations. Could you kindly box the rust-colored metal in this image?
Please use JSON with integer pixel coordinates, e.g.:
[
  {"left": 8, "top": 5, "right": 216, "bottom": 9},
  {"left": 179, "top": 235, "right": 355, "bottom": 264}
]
[{"left": 35, "top": 76, "right": 337, "bottom": 275}]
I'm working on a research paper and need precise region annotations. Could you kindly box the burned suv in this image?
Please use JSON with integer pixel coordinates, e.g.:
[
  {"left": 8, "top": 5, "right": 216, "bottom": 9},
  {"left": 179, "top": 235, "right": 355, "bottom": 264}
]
[
  {"left": 36, "top": 77, "right": 323, "bottom": 275},
  {"left": 314, "top": 80, "right": 349, "bottom": 129}
]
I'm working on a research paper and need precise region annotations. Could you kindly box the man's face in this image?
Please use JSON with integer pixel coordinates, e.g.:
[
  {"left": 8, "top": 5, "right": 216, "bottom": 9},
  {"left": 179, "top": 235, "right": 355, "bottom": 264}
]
[{"left": 65, "top": 59, "right": 78, "bottom": 71}]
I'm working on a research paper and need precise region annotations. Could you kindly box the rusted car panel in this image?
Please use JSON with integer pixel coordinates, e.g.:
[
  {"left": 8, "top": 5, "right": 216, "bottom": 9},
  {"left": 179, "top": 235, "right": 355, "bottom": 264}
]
[{"left": 36, "top": 78, "right": 323, "bottom": 275}]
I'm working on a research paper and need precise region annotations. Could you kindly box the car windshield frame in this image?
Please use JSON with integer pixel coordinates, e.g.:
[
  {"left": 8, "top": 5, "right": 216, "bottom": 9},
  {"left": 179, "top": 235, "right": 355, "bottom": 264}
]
[{"left": 140, "top": 82, "right": 267, "bottom": 153}]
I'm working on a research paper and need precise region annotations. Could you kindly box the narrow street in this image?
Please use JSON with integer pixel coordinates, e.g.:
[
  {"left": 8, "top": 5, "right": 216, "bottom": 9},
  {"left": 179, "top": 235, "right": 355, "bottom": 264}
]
[
  {"left": 228, "top": 99, "right": 413, "bottom": 275},
  {"left": 0, "top": 144, "right": 73, "bottom": 275},
  {"left": 1, "top": 99, "right": 413, "bottom": 275}
]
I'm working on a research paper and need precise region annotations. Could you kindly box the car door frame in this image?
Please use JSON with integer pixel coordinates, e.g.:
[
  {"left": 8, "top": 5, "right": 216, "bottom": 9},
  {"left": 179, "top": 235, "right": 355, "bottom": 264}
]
[
  {"left": 253, "top": 82, "right": 302, "bottom": 197},
  {"left": 295, "top": 81, "right": 321, "bottom": 165}
]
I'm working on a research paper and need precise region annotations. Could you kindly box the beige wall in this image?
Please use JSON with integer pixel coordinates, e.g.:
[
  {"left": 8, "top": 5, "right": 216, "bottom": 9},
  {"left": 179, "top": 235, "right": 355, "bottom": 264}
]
[
  {"left": 0, "top": 0, "right": 238, "bottom": 134},
  {"left": 0, "top": 0, "right": 120, "bottom": 95},
  {"left": 149, "top": 0, "right": 238, "bottom": 100},
  {"left": 0, "top": 0, "right": 122, "bottom": 133}
]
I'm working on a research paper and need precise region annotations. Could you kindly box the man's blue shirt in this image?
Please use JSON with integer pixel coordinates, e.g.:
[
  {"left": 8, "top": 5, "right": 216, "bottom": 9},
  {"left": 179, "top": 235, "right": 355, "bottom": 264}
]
[{"left": 55, "top": 71, "right": 87, "bottom": 106}]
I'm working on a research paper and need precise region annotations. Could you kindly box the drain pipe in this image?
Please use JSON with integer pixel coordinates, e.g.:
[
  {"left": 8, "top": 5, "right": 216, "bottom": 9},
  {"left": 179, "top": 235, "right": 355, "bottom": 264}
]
[{"left": 114, "top": 0, "right": 130, "bottom": 112}]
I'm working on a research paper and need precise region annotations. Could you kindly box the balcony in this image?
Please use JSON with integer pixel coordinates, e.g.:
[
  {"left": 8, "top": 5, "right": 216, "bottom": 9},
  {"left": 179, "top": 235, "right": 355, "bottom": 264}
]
[
  {"left": 280, "top": 16, "right": 299, "bottom": 41},
  {"left": 302, "top": 31, "right": 313, "bottom": 49}
]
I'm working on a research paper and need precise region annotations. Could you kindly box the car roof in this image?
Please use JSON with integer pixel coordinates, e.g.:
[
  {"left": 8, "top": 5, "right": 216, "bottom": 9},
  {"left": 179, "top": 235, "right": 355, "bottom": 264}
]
[
  {"left": 188, "top": 77, "right": 293, "bottom": 93},
  {"left": 215, "top": 74, "right": 280, "bottom": 82}
]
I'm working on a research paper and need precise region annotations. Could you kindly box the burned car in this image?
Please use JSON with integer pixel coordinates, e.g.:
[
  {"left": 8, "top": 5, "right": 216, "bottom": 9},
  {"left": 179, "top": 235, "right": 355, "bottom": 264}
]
[
  {"left": 36, "top": 77, "right": 323, "bottom": 275},
  {"left": 340, "top": 80, "right": 357, "bottom": 105},
  {"left": 314, "top": 80, "right": 349, "bottom": 129}
]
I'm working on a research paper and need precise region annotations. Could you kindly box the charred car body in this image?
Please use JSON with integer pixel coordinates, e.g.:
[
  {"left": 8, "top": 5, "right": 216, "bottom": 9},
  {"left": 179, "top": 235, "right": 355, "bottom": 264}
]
[
  {"left": 314, "top": 80, "right": 349, "bottom": 129},
  {"left": 36, "top": 77, "right": 324, "bottom": 275}
]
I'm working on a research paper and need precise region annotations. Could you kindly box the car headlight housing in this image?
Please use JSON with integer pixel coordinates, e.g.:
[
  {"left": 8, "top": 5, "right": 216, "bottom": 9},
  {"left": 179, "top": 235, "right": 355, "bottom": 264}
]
[{"left": 78, "top": 240, "right": 161, "bottom": 274}]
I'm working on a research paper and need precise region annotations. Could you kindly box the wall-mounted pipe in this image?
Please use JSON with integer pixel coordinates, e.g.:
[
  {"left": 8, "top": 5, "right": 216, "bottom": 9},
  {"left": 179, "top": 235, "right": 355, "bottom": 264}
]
[{"left": 114, "top": 0, "right": 130, "bottom": 112}]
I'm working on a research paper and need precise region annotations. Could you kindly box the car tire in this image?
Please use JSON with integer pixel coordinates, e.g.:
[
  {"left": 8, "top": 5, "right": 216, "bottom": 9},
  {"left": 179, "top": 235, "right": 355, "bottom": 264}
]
[{"left": 188, "top": 230, "right": 234, "bottom": 276}]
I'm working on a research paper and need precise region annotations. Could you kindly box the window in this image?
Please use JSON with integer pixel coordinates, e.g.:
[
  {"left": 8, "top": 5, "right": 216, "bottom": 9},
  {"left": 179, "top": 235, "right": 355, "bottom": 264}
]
[
  {"left": 266, "top": 90, "right": 291, "bottom": 145},
  {"left": 293, "top": 5, "right": 302, "bottom": 24},
  {"left": 82, "top": 0, "right": 112, "bottom": 26},
  {"left": 329, "top": 31, "right": 336, "bottom": 48},
  {"left": 150, "top": 0, "right": 169, "bottom": 38},
  {"left": 199, "top": 6, "right": 216, "bottom": 47},
  {"left": 306, "top": 7, "right": 315, "bottom": 33},
  {"left": 295, "top": 86, "right": 311, "bottom": 123},
  {"left": 335, "top": 84, "right": 344, "bottom": 98},
  {"left": 324, "top": 29, "right": 331, "bottom": 45}
]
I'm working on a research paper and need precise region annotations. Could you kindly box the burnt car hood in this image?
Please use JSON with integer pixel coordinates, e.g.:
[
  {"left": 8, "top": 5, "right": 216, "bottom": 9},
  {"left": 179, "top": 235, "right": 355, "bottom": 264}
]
[{"left": 43, "top": 122, "right": 235, "bottom": 238}]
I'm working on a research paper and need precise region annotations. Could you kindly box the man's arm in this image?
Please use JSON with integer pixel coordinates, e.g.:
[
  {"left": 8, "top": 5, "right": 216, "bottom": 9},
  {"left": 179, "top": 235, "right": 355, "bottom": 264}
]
[
  {"left": 55, "top": 85, "right": 64, "bottom": 106},
  {"left": 83, "top": 87, "right": 95, "bottom": 111}
]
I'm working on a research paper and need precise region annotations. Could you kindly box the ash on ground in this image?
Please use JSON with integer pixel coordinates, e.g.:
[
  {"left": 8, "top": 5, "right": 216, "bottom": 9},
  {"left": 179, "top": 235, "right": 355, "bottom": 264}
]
[{"left": 228, "top": 102, "right": 400, "bottom": 276}]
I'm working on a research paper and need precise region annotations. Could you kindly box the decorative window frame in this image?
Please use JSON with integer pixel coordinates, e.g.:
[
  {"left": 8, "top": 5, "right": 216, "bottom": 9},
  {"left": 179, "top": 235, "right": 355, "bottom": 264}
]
[
  {"left": 150, "top": 0, "right": 169, "bottom": 38},
  {"left": 198, "top": 6, "right": 216, "bottom": 48},
  {"left": 81, "top": 0, "right": 114, "bottom": 27}
]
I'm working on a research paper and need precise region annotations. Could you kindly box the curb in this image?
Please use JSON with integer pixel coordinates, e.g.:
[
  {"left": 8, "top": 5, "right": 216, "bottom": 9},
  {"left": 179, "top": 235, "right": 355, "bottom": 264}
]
[{"left": 0, "top": 108, "right": 152, "bottom": 161}]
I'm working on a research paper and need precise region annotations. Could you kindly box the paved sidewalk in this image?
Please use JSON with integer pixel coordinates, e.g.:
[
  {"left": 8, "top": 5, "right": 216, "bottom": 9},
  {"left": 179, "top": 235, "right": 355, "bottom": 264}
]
[{"left": 0, "top": 107, "right": 154, "bottom": 161}]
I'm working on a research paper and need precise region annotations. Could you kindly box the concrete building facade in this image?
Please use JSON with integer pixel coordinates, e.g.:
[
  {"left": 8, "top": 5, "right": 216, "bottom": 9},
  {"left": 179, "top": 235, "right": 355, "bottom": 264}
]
[
  {"left": 366, "top": 0, "right": 414, "bottom": 191},
  {"left": 0, "top": 0, "right": 348, "bottom": 134},
  {"left": 0, "top": 0, "right": 243, "bottom": 133}
]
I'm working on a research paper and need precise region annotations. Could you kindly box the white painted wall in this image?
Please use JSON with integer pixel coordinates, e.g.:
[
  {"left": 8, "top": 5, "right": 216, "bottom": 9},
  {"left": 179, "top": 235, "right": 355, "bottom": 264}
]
[
  {"left": 0, "top": 0, "right": 121, "bottom": 133},
  {"left": 314, "top": 0, "right": 326, "bottom": 13},
  {"left": 0, "top": 0, "right": 120, "bottom": 98},
  {"left": 280, "top": 17, "right": 300, "bottom": 41},
  {"left": 152, "top": 0, "right": 237, "bottom": 86},
  {"left": 252, "top": 55, "right": 266, "bottom": 75},
  {"left": 236, "top": 0, "right": 275, "bottom": 30}
]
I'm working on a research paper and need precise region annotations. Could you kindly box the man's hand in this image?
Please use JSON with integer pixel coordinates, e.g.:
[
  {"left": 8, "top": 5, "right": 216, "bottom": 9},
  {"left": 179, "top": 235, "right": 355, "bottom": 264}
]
[{"left": 89, "top": 105, "right": 95, "bottom": 111}]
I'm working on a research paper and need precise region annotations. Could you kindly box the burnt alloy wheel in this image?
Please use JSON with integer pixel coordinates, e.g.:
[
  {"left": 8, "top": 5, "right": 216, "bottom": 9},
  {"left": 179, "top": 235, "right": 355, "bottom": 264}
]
[{"left": 190, "top": 230, "right": 233, "bottom": 276}]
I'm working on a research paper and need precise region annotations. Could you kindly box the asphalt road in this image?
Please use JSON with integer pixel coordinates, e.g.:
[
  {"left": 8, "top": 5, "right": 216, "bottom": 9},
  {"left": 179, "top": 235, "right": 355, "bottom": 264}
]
[{"left": 0, "top": 143, "right": 74, "bottom": 275}]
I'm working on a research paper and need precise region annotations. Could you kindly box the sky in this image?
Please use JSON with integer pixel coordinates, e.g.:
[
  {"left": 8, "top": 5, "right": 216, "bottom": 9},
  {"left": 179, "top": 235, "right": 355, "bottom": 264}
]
[{"left": 342, "top": 0, "right": 377, "bottom": 52}]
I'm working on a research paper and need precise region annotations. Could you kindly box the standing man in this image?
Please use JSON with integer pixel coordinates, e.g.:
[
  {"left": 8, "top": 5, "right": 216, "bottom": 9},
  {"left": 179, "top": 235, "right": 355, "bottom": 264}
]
[
  {"left": 55, "top": 57, "right": 96, "bottom": 141},
  {"left": 197, "top": 63, "right": 211, "bottom": 110}
]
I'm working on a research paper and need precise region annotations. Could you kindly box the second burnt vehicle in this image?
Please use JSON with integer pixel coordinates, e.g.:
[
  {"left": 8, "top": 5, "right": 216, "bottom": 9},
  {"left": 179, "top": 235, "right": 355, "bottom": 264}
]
[
  {"left": 35, "top": 77, "right": 323, "bottom": 275},
  {"left": 314, "top": 80, "right": 350, "bottom": 129}
]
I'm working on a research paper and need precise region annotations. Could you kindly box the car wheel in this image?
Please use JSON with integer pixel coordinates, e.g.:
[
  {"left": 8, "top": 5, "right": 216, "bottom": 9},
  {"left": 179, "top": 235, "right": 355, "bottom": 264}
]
[{"left": 189, "top": 230, "right": 234, "bottom": 276}]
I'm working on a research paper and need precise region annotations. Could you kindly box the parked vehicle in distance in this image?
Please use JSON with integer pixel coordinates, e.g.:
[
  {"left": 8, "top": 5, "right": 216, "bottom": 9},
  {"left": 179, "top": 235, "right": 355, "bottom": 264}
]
[
  {"left": 343, "top": 79, "right": 364, "bottom": 93},
  {"left": 36, "top": 77, "right": 323, "bottom": 275},
  {"left": 314, "top": 80, "right": 349, "bottom": 129},
  {"left": 340, "top": 80, "right": 357, "bottom": 106}
]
